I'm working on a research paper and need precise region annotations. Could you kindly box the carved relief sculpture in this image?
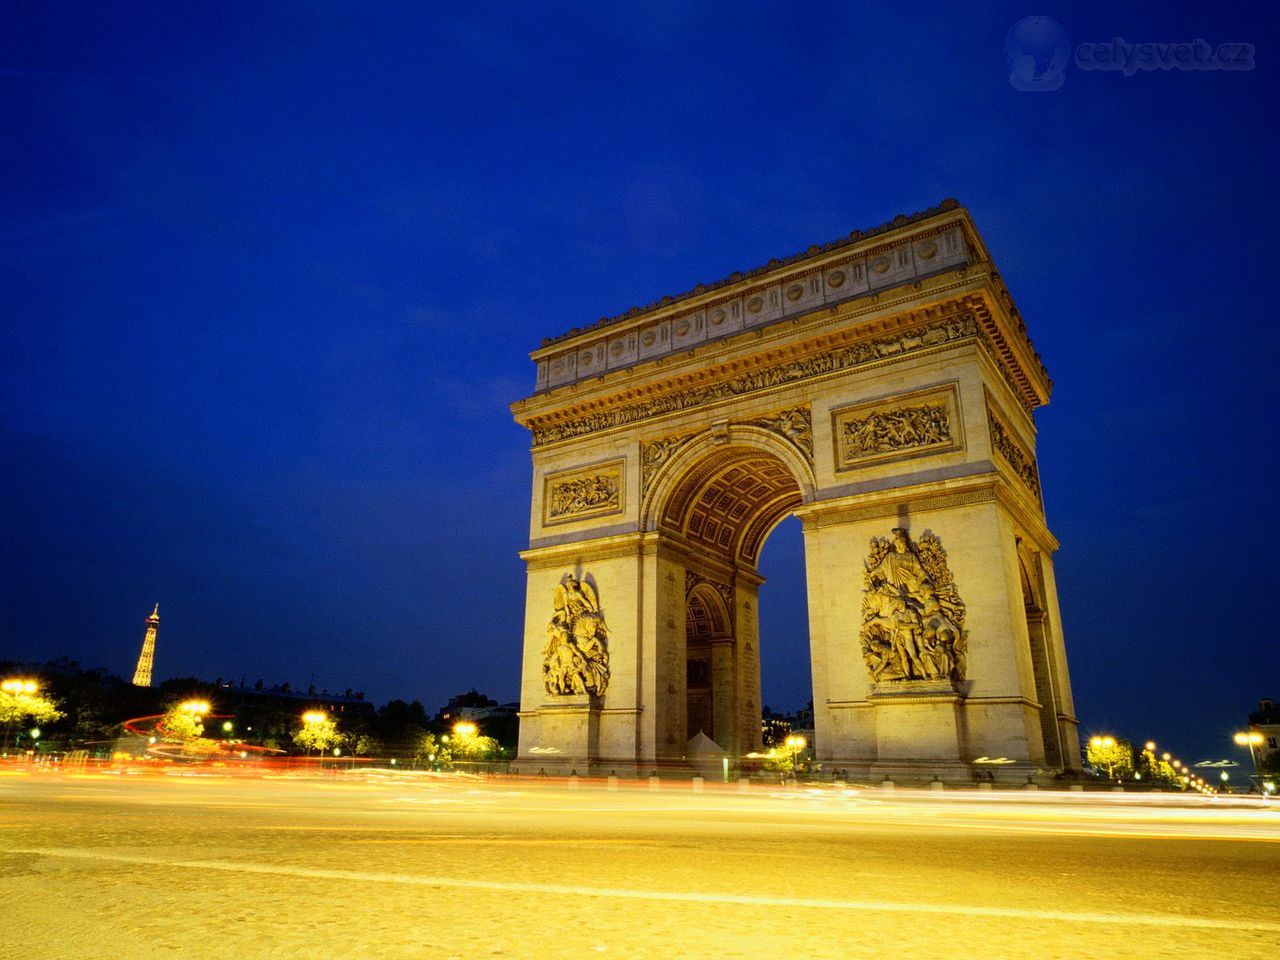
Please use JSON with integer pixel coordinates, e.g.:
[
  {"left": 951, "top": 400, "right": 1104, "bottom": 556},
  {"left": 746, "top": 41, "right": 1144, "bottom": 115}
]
[
  {"left": 842, "top": 403, "right": 950, "bottom": 459},
  {"left": 548, "top": 473, "right": 620, "bottom": 519},
  {"left": 543, "top": 461, "right": 624, "bottom": 525},
  {"left": 987, "top": 409, "right": 1041, "bottom": 500},
  {"left": 860, "top": 528, "right": 967, "bottom": 683},
  {"left": 747, "top": 407, "right": 813, "bottom": 461},
  {"left": 542, "top": 574, "right": 611, "bottom": 697},
  {"left": 642, "top": 436, "right": 692, "bottom": 491}
]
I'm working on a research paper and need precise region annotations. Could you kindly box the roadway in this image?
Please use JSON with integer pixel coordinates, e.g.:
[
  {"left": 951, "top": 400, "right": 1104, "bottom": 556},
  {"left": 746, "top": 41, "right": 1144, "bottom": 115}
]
[{"left": 2, "top": 769, "right": 1277, "bottom": 959}]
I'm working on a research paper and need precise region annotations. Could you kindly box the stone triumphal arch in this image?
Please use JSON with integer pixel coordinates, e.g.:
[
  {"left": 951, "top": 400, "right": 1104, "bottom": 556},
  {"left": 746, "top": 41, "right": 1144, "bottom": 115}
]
[{"left": 510, "top": 200, "right": 1080, "bottom": 782}]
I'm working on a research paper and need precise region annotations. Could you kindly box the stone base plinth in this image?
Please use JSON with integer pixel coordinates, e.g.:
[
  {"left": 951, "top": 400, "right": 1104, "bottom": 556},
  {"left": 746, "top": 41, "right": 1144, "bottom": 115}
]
[
  {"left": 515, "top": 695, "right": 600, "bottom": 773},
  {"left": 868, "top": 679, "right": 963, "bottom": 762}
]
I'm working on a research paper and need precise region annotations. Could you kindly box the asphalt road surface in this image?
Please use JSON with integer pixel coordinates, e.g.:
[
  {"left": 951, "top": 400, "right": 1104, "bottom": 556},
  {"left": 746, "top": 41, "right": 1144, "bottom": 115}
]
[{"left": 2, "top": 769, "right": 1277, "bottom": 959}]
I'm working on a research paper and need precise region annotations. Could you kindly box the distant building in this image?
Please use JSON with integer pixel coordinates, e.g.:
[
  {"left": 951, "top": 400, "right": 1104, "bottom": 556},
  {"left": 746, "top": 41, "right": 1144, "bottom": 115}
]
[
  {"left": 1248, "top": 698, "right": 1280, "bottom": 763},
  {"left": 437, "top": 690, "right": 518, "bottom": 725},
  {"left": 761, "top": 707, "right": 792, "bottom": 748}
]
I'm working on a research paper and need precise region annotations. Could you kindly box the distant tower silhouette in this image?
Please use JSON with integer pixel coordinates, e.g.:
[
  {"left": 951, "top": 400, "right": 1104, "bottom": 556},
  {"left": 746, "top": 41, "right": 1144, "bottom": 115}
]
[{"left": 132, "top": 604, "right": 160, "bottom": 687}]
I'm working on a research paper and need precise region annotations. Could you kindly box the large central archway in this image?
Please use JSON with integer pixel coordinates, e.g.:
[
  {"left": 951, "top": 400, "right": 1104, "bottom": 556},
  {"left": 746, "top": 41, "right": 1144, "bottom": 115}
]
[
  {"left": 641, "top": 433, "right": 811, "bottom": 758},
  {"left": 511, "top": 202, "right": 1081, "bottom": 782}
]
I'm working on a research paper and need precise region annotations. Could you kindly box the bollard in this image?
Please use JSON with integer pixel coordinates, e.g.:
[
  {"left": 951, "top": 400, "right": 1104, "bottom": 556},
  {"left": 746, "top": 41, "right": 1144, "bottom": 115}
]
[
  {"left": 1069, "top": 784, "right": 1084, "bottom": 792},
  {"left": 648, "top": 773, "right": 661, "bottom": 792},
  {"left": 737, "top": 778, "right": 751, "bottom": 793},
  {"left": 930, "top": 778, "right": 945, "bottom": 792},
  {"left": 1024, "top": 780, "right": 1039, "bottom": 791},
  {"left": 568, "top": 771, "right": 579, "bottom": 789},
  {"left": 881, "top": 778, "right": 895, "bottom": 791},
  {"left": 607, "top": 774, "right": 619, "bottom": 791},
  {"left": 1111, "top": 785, "right": 1124, "bottom": 792},
  {"left": 978, "top": 781, "right": 993, "bottom": 791},
  {"left": 691, "top": 775, "right": 704, "bottom": 793}
]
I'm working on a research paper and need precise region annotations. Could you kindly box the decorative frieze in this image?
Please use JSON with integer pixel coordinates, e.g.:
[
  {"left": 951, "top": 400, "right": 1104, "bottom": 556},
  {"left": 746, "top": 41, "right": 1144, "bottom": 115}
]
[
  {"left": 832, "top": 384, "right": 962, "bottom": 471},
  {"left": 532, "top": 315, "right": 978, "bottom": 448},
  {"left": 987, "top": 405, "right": 1041, "bottom": 501},
  {"left": 543, "top": 460, "right": 624, "bottom": 525}
]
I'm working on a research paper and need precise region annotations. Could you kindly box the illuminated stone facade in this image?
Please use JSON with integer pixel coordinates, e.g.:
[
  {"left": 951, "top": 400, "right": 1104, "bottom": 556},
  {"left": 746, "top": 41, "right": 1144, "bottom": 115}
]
[{"left": 511, "top": 201, "right": 1080, "bottom": 782}]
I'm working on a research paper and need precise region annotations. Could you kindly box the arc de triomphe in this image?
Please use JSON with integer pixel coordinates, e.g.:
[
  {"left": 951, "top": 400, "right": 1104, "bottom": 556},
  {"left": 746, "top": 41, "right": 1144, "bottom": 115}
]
[{"left": 510, "top": 200, "right": 1080, "bottom": 783}]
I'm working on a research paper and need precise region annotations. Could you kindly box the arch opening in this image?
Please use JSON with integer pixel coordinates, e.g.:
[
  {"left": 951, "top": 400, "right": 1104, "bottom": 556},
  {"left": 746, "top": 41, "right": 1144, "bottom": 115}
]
[
  {"left": 659, "top": 445, "right": 804, "bottom": 570},
  {"left": 661, "top": 443, "right": 808, "bottom": 757},
  {"left": 1020, "top": 548, "right": 1063, "bottom": 767}
]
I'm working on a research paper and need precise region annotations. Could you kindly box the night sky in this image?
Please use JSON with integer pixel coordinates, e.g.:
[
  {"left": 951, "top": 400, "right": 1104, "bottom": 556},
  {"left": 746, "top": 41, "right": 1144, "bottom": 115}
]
[{"left": 3, "top": 3, "right": 1275, "bottom": 764}]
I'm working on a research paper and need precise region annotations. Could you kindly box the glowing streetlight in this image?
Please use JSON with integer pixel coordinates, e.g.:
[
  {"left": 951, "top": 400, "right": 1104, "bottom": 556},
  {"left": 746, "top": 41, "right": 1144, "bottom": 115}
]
[
  {"left": 785, "top": 734, "right": 807, "bottom": 778},
  {"left": 303, "top": 711, "right": 327, "bottom": 725},
  {"left": 1144, "top": 741, "right": 1156, "bottom": 753},
  {"left": 2, "top": 678, "right": 38, "bottom": 695},
  {"left": 180, "top": 700, "right": 210, "bottom": 717},
  {"left": 1234, "top": 731, "right": 1263, "bottom": 774},
  {"left": 453, "top": 721, "right": 478, "bottom": 739}
]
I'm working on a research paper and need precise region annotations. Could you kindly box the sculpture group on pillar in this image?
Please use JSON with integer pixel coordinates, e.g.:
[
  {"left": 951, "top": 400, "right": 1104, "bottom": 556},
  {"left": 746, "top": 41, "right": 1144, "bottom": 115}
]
[
  {"left": 542, "top": 573, "right": 611, "bottom": 697},
  {"left": 860, "top": 528, "right": 967, "bottom": 683}
]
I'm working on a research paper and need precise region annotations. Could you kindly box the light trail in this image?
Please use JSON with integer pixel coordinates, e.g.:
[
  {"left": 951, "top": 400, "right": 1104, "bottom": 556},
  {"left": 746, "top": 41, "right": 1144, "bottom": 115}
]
[{"left": 16, "top": 846, "right": 1280, "bottom": 934}]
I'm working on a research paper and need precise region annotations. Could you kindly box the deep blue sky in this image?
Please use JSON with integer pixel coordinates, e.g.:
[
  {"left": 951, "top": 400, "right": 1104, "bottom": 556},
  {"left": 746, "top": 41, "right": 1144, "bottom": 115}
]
[{"left": 2, "top": 3, "right": 1274, "bottom": 764}]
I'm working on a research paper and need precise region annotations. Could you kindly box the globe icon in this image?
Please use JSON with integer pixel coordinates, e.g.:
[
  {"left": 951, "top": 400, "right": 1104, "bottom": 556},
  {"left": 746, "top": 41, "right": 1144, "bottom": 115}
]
[{"left": 1005, "top": 16, "right": 1070, "bottom": 91}]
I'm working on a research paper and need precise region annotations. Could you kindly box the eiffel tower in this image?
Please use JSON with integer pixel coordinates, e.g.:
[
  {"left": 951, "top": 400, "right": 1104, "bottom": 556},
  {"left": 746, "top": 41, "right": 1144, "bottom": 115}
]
[{"left": 132, "top": 604, "right": 160, "bottom": 687}]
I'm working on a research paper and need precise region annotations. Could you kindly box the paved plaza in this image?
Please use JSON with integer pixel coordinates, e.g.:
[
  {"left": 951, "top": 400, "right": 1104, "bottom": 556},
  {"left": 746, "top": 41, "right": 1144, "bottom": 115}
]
[{"left": 2, "top": 770, "right": 1277, "bottom": 959}]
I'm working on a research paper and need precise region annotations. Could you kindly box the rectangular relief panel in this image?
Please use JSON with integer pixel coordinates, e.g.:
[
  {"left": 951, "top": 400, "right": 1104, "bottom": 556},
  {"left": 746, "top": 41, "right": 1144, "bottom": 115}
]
[
  {"left": 831, "top": 382, "right": 964, "bottom": 472},
  {"left": 542, "top": 458, "right": 626, "bottom": 526},
  {"left": 984, "top": 393, "right": 1043, "bottom": 504}
]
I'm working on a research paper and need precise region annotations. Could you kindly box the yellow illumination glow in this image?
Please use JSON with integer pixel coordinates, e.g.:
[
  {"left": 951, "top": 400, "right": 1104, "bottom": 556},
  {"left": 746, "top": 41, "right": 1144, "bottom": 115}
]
[
  {"left": 303, "top": 711, "right": 327, "bottom": 725},
  {"left": 453, "top": 721, "right": 478, "bottom": 738}
]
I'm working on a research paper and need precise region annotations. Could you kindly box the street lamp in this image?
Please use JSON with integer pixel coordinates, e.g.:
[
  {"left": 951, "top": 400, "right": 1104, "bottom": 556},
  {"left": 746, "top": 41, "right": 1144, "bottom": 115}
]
[
  {"left": 453, "top": 721, "right": 478, "bottom": 738},
  {"left": 303, "top": 711, "right": 327, "bottom": 765},
  {"left": 785, "top": 735, "right": 807, "bottom": 779},
  {"left": 1234, "top": 731, "right": 1263, "bottom": 775}
]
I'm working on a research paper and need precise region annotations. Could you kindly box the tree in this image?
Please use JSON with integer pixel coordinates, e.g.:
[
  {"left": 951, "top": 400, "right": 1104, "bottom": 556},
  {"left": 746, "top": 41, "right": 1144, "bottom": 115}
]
[
  {"left": 1086, "top": 736, "right": 1134, "bottom": 781},
  {"left": 293, "top": 715, "right": 341, "bottom": 756},
  {"left": 158, "top": 703, "right": 205, "bottom": 740},
  {"left": 0, "top": 689, "right": 63, "bottom": 727},
  {"left": 1135, "top": 745, "right": 1184, "bottom": 787},
  {"left": 1, "top": 684, "right": 64, "bottom": 753},
  {"left": 415, "top": 731, "right": 445, "bottom": 766}
]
